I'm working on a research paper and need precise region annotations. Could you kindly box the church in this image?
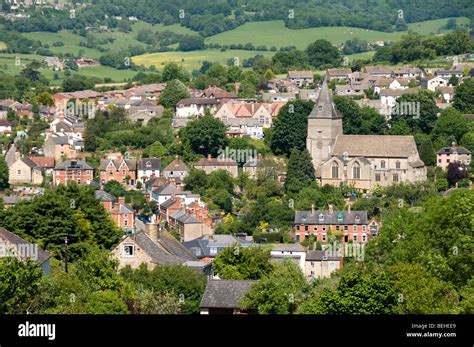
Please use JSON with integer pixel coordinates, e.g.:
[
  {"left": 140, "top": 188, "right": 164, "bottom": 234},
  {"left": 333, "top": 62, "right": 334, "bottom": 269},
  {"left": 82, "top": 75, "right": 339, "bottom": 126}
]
[{"left": 306, "top": 80, "right": 427, "bottom": 192}]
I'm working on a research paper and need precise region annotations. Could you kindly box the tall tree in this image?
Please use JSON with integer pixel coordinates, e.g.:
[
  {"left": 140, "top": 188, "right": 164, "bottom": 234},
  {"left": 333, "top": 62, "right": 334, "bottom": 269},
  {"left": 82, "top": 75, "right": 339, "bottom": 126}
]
[
  {"left": 159, "top": 79, "right": 190, "bottom": 109},
  {"left": 305, "top": 39, "right": 342, "bottom": 69},
  {"left": 0, "top": 155, "right": 9, "bottom": 189},
  {"left": 453, "top": 78, "right": 474, "bottom": 113},
  {"left": 285, "top": 149, "right": 316, "bottom": 194},
  {"left": 418, "top": 138, "right": 436, "bottom": 166},
  {"left": 181, "top": 114, "right": 228, "bottom": 157}
]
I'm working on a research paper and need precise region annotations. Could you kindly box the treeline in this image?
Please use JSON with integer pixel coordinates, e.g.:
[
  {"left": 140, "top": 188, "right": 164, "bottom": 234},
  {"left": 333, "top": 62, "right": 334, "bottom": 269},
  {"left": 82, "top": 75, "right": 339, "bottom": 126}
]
[
  {"left": 374, "top": 30, "right": 474, "bottom": 63},
  {"left": 2, "top": 0, "right": 473, "bottom": 36}
]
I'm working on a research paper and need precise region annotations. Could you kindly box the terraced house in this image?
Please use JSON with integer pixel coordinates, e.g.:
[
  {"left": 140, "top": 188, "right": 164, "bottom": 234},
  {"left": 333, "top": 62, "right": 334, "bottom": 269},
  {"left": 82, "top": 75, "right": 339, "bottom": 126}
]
[{"left": 99, "top": 156, "right": 137, "bottom": 189}]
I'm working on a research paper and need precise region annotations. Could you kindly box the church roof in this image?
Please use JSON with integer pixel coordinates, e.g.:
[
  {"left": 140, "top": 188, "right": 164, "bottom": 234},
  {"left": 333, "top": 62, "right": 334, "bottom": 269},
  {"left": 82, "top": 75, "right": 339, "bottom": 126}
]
[
  {"left": 308, "top": 80, "right": 341, "bottom": 119},
  {"left": 332, "top": 135, "right": 418, "bottom": 158}
]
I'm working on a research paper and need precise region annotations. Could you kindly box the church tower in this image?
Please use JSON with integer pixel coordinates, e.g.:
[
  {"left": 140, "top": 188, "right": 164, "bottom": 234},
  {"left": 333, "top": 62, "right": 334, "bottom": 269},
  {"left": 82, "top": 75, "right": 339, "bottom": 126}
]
[{"left": 306, "top": 79, "right": 343, "bottom": 174}]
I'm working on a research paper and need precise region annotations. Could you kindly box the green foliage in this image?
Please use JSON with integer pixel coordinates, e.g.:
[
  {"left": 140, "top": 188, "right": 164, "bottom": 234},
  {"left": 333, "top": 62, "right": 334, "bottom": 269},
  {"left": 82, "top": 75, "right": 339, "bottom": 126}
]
[
  {"left": 269, "top": 100, "right": 314, "bottom": 156},
  {"left": 432, "top": 107, "right": 472, "bottom": 144},
  {"left": 130, "top": 289, "right": 183, "bottom": 314},
  {"left": 159, "top": 79, "right": 190, "bottom": 109},
  {"left": 418, "top": 138, "right": 436, "bottom": 166},
  {"left": 181, "top": 114, "right": 228, "bottom": 157},
  {"left": 0, "top": 257, "right": 43, "bottom": 313},
  {"left": 84, "top": 290, "right": 129, "bottom": 314},
  {"left": 285, "top": 149, "right": 316, "bottom": 194},
  {"left": 0, "top": 155, "right": 9, "bottom": 190},
  {"left": 120, "top": 264, "right": 206, "bottom": 314},
  {"left": 213, "top": 246, "right": 274, "bottom": 280},
  {"left": 392, "top": 90, "right": 438, "bottom": 134},
  {"left": 460, "top": 131, "right": 474, "bottom": 153},
  {"left": 241, "top": 260, "right": 309, "bottom": 314},
  {"left": 334, "top": 96, "right": 387, "bottom": 135},
  {"left": 298, "top": 266, "right": 397, "bottom": 314},
  {"left": 0, "top": 185, "right": 122, "bottom": 259},
  {"left": 305, "top": 39, "right": 342, "bottom": 69},
  {"left": 453, "top": 78, "right": 474, "bottom": 113}
]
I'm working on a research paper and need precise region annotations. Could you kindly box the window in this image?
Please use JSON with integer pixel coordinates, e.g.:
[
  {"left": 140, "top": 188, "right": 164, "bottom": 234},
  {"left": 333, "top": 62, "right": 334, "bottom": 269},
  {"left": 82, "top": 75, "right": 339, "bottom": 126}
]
[
  {"left": 381, "top": 160, "right": 386, "bottom": 169},
  {"left": 353, "top": 225, "right": 357, "bottom": 232},
  {"left": 319, "top": 214, "right": 324, "bottom": 222},
  {"left": 259, "top": 115, "right": 265, "bottom": 124},
  {"left": 331, "top": 162, "right": 339, "bottom": 179},
  {"left": 344, "top": 225, "right": 348, "bottom": 231},
  {"left": 352, "top": 162, "right": 360, "bottom": 179},
  {"left": 362, "top": 234, "right": 367, "bottom": 242},
  {"left": 123, "top": 245, "right": 134, "bottom": 257},
  {"left": 375, "top": 173, "right": 381, "bottom": 182},
  {"left": 304, "top": 225, "right": 309, "bottom": 231},
  {"left": 17, "top": 169, "right": 21, "bottom": 175},
  {"left": 210, "top": 247, "right": 217, "bottom": 255},
  {"left": 322, "top": 225, "right": 326, "bottom": 231},
  {"left": 393, "top": 174, "right": 399, "bottom": 182},
  {"left": 77, "top": 179, "right": 81, "bottom": 184},
  {"left": 396, "top": 161, "right": 401, "bottom": 169},
  {"left": 353, "top": 234, "right": 358, "bottom": 242},
  {"left": 124, "top": 219, "right": 128, "bottom": 226},
  {"left": 322, "top": 234, "right": 326, "bottom": 242},
  {"left": 336, "top": 225, "right": 340, "bottom": 231},
  {"left": 362, "top": 225, "right": 366, "bottom": 232}
]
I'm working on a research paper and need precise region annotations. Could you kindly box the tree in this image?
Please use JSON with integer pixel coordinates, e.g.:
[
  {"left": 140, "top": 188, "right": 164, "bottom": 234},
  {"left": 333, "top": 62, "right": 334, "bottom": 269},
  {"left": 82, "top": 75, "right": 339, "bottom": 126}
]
[
  {"left": 181, "top": 114, "right": 228, "bottom": 157},
  {"left": 241, "top": 260, "right": 309, "bottom": 314},
  {"left": 142, "top": 141, "right": 167, "bottom": 158},
  {"left": 213, "top": 246, "right": 274, "bottom": 280},
  {"left": 447, "top": 162, "right": 469, "bottom": 187},
  {"left": 269, "top": 100, "right": 314, "bottom": 156},
  {"left": 418, "top": 138, "right": 436, "bottom": 166},
  {"left": 460, "top": 131, "right": 474, "bottom": 153},
  {"left": 305, "top": 39, "right": 342, "bottom": 69},
  {"left": 0, "top": 257, "right": 43, "bottom": 314},
  {"left": 159, "top": 79, "right": 190, "bottom": 109},
  {"left": 285, "top": 149, "right": 315, "bottom": 194},
  {"left": 453, "top": 78, "right": 474, "bottom": 113},
  {"left": 130, "top": 289, "right": 183, "bottom": 314},
  {"left": 298, "top": 266, "right": 397, "bottom": 314},
  {"left": 84, "top": 290, "right": 128, "bottom": 314},
  {"left": 0, "top": 155, "right": 9, "bottom": 189},
  {"left": 432, "top": 107, "right": 472, "bottom": 144},
  {"left": 392, "top": 91, "right": 438, "bottom": 134}
]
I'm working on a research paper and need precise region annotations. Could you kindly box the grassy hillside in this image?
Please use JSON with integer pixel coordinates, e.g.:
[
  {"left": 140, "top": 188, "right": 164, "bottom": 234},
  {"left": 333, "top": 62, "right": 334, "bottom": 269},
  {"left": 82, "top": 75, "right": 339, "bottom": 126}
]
[
  {"left": 205, "top": 17, "right": 470, "bottom": 49},
  {"left": 133, "top": 49, "right": 274, "bottom": 71}
]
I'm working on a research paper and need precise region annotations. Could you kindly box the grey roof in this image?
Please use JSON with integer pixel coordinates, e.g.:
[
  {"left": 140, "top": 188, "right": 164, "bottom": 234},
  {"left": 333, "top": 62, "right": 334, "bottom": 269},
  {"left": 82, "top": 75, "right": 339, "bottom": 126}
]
[
  {"left": 124, "top": 230, "right": 186, "bottom": 265},
  {"left": 332, "top": 135, "right": 418, "bottom": 158},
  {"left": 272, "top": 243, "right": 306, "bottom": 252},
  {"left": 160, "top": 197, "right": 178, "bottom": 209},
  {"left": 119, "top": 203, "right": 134, "bottom": 214},
  {"left": 306, "top": 250, "right": 340, "bottom": 261},
  {"left": 163, "top": 158, "right": 189, "bottom": 172},
  {"left": 437, "top": 146, "right": 471, "bottom": 155},
  {"left": 51, "top": 136, "right": 69, "bottom": 145},
  {"left": 153, "top": 184, "right": 182, "bottom": 196},
  {"left": 138, "top": 158, "right": 162, "bottom": 171},
  {"left": 3, "top": 195, "right": 31, "bottom": 205},
  {"left": 157, "top": 232, "right": 197, "bottom": 261},
  {"left": 0, "top": 227, "right": 51, "bottom": 264},
  {"left": 200, "top": 280, "right": 257, "bottom": 309},
  {"left": 183, "top": 235, "right": 253, "bottom": 258},
  {"left": 54, "top": 160, "right": 94, "bottom": 170},
  {"left": 99, "top": 158, "right": 137, "bottom": 171},
  {"left": 21, "top": 157, "right": 39, "bottom": 169},
  {"left": 95, "top": 190, "right": 115, "bottom": 202},
  {"left": 308, "top": 81, "right": 341, "bottom": 119},
  {"left": 294, "top": 210, "right": 368, "bottom": 225}
]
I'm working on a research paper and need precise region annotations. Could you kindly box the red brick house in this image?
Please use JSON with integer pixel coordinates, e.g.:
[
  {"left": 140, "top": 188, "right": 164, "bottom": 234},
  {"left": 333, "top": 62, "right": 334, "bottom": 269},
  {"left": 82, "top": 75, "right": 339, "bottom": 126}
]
[
  {"left": 99, "top": 156, "right": 137, "bottom": 189},
  {"left": 53, "top": 160, "right": 94, "bottom": 186},
  {"left": 95, "top": 191, "right": 135, "bottom": 233},
  {"left": 293, "top": 205, "right": 378, "bottom": 243}
]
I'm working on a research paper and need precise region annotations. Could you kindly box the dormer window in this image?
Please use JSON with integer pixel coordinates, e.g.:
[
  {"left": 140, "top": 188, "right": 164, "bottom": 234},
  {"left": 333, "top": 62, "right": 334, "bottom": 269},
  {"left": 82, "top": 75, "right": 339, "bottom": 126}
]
[
  {"left": 319, "top": 213, "right": 324, "bottom": 222},
  {"left": 337, "top": 213, "right": 343, "bottom": 222},
  {"left": 146, "top": 161, "right": 151, "bottom": 168},
  {"left": 355, "top": 215, "right": 361, "bottom": 223}
]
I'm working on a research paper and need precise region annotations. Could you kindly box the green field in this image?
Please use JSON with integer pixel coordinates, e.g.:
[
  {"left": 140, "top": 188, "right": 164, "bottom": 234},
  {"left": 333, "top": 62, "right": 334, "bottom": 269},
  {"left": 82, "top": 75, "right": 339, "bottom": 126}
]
[
  {"left": 0, "top": 53, "right": 137, "bottom": 85},
  {"left": 133, "top": 49, "right": 274, "bottom": 71},
  {"left": 205, "top": 17, "right": 470, "bottom": 49}
]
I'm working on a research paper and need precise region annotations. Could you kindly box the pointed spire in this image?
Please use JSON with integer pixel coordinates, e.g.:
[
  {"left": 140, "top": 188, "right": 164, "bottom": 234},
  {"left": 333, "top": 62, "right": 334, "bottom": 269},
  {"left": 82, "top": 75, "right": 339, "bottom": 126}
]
[{"left": 308, "top": 74, "right": 341, "bottom": 119}]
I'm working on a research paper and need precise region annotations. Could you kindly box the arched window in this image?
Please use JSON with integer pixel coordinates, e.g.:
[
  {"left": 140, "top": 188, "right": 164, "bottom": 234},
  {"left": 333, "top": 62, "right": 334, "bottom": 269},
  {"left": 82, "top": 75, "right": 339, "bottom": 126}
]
[
  {"left": 331, "top": 162, "right": 339, "bottom": 179},
  {"left": 381, "top": 160, "right": 386, "bottom": 169},
  {"left": 352, "top": 162, "right": 361, "bottom": 179},
  {"left": 395, "top": 160, "right": 401, "bottom": 169}
]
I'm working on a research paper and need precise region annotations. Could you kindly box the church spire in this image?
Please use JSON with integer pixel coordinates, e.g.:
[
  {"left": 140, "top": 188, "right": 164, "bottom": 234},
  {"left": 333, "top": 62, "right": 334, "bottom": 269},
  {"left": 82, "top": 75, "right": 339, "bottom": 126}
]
[{"left": 308, "top": 75, "right": 341, "bottom": 119}]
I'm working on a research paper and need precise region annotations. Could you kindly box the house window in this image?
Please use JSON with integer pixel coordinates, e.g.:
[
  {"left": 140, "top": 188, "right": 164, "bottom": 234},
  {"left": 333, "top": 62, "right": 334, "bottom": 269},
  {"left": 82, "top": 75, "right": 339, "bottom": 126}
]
[
  {"left": 363, "top": 225, "right": 366, "bottom": 232},
  {"left": 393, "top": 174, "right": 399, "bottom": 182},
  {"left": 322, "top": 234, "right": 326, "bottom": 242},
  {"left": 381, "top": 160, "right": 386, "bottom": 169},
  {"left": 396, "top": 161, "right": 401, "bottom": 169},
  {"left": 375, "top": 173, "right": 381, "bottom": 182},
  {"left": 344, "top": 225, "right": 348, "bottom": 231},
  {"left": 336, "top": 225, "right": 340, "bottom": 231},
  {"left": 353, "top": 234, "right": 358, "bottom": 242},
  {"left": 17, "top": 169, "right": 21, "bottom": 175},
  {"left": 322, "top": 225, "right": 326, "bottom": 231},
  {"left": 353, "top": 225, "right": 357, "bottom": 232},
  {"left": 352, "top": 163, "right": 360, "bottom": 179},
  {"left": 304, "top": 225, "right": 309, "bottom": 231},
  {"left": 259, "top": 115, "right": 265, "bottom": 124},
  {"left": 319, "top": 214, "right": 324, "bottom": 222},
  {"left": 77, "top": 179, "right": 81, "bottom": 184},
  {"left": 210, "top": 247, "right": 217, "bottom": 255},
  {"left": 123, "top": 245, "right": 134, "bottom": 257},
  {"left": 331, "top": 163, "right": 339, "bottom": 179},
  {"left": 362, "top": 234, "right": 367, "bottom": 242},
  {"left": 124, "top": 219, "right": 128, "bottom": 226}
]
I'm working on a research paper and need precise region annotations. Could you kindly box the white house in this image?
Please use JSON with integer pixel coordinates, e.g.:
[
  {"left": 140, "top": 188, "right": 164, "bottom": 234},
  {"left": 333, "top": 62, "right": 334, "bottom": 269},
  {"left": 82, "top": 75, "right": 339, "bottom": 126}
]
[
  {"left": 270, "top": 244, "right": 307, "bottom": 272},
  {"left": 175, "top": 98, "right": 219, "bottom": 118},
  {"left": 421, "top": 76, "right": 448, "bottom": 91},
  {"left": 137, "top": 158, "right": 161, "bottom": 184}
]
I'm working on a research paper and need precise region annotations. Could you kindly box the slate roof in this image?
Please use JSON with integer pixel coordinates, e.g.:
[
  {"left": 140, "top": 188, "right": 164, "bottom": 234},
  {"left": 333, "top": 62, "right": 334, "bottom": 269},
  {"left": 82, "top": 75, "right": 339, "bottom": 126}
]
[
  {"left": 138, "top": 158, "right": 162, "bottom": 171},
  {"left": 21, "top": 157, "right": 39, "bottom": 169},
  {"left": 308, "top": 80, "right": 341, "bottom": 119},
  {"left": 332, "top": 135, "right": 418, "bottom": 158},
  {"left": 95, "top": 190, "right": 115, "bottom": 202},
  {"left": 200, "top": 280, "right": 257, "bottom": 309},
  {"left": 0, "top": 227, "right": 51, "bottom": 264},
  {"left": 99, "top": 158, "right": 137, "bottom": 171},
  {"left": 365, "top": 66, "right": 393, "bottom": 75},
  {"left": 306, "top": 250, "right": 340, "bottom": 261},
  {"left": 163, "top": 158, "right": 189, "bottom": 172},
  {"left": 294, "top": 210, "right": 368, "bottom": 225},
  {"left": 437, "top": 146, "right": 471, "bottom": 155},
  {"left": 327, "top": 68, "right": 352, "bottom": 77},
  {"left": 54, "top": 160, "right": 94, "bottom": 170},
  {"left": 157, "top": 231, "right": 197, "bottom": 261},
  {"left": 272, "top": 243, "right": 306, "bottom": 252},
  {"left": 288, "top": 70, "right": 314, "bottom": 79}
]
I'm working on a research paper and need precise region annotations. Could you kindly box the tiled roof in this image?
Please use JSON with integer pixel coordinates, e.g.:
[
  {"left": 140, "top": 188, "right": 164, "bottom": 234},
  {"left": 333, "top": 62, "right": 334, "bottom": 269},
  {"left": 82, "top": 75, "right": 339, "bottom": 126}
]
[
  {"left": 195, "top": 157, "right": 238, "bottom": 167},
  {"left": 294, "top": 210, "right": 368, "bottom": 225},
  {"left": 29, "top": 156, "right": 55, "bottom": 168},
  {"left": 95, "top": 190, "right": 115, "bottom": 202},
  {"left": 288, "top": 70, "right": 314, "bottom": 78},
  {"left": 126, "top": 230, "right": 185, "bottom": 265},
  {"left": 163, "top": 158, "right": 189, "bottom": 172},
  {"left": 306, "top": 250, "right": 340, "bottom": 261},
  {"left": 0, "top": 227, "right": 51, "bottom": 263},
  {"left": 332, "top": 135, "right": 418, "bottom": 158},
  {"left": 437, "top": 146, "right": 471, "bottom": 155},
  {"left": 308, "top": 80, "right": 341, "bottom": 119},
  {"left": 138, "top": 158, "right": 162, "bottom": 171},
  {"left": 54, "top": 160, "right": 94, "bottom": 170},
  {"left": 272, "top": 243, "right": 306, "bottom": 252},
  {"left": 177, "top": 98, "right": 219, "bottom": 106},
  {"left": 200, "top": 280, "right": 257, "bottom": 309}
]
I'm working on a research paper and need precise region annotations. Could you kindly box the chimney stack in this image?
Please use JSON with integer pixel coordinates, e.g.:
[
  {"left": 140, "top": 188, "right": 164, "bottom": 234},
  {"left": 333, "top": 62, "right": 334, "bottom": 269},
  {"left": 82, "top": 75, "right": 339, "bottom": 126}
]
[
  {"left": 311, "top": 204, "right": 315, "bottom": 214},
  {"left": 207, "top": 153, "right": 212, "bottom": 160},
  {"left": 348, "top": 203, "right": 351, "bottom": 214},
  {"left": 146, "top": 223, "right": 159, "bottom": 240},
  {"left": 118, "top": 196, "right": 125, "bottom": 205},
  {"left": 328, "top": 204, "right": 334, "bottom": 215}
]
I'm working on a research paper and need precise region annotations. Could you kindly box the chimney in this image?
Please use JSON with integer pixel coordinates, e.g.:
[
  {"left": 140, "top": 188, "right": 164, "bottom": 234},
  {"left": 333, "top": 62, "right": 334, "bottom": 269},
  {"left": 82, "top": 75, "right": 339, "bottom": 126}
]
[
  {"left": 169, "top": 178, "right": 176, "bottom": 187},
  {"left": 208, "top": 234, "right": 214, "bottom": 241},
  {"left": 207, "top": 153, "right": 212, "bottom": 160},
  {"left": 175, "top": 155, "right": 179, "bottom": 163},
  {"left": 311, "top": 204, "right": 315, "bottom": 214},
  {"left": 348, "top": 203, "right": 351, "bottom": 214},
  {"left": 146, "top": 223, "right": 159, "bottom": 241},
  {"left": 118, "top": 196, "right": 125, "bottom": 205},
  {"left": 328, "top": 205, "right": 334, "bottom": 215}
]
